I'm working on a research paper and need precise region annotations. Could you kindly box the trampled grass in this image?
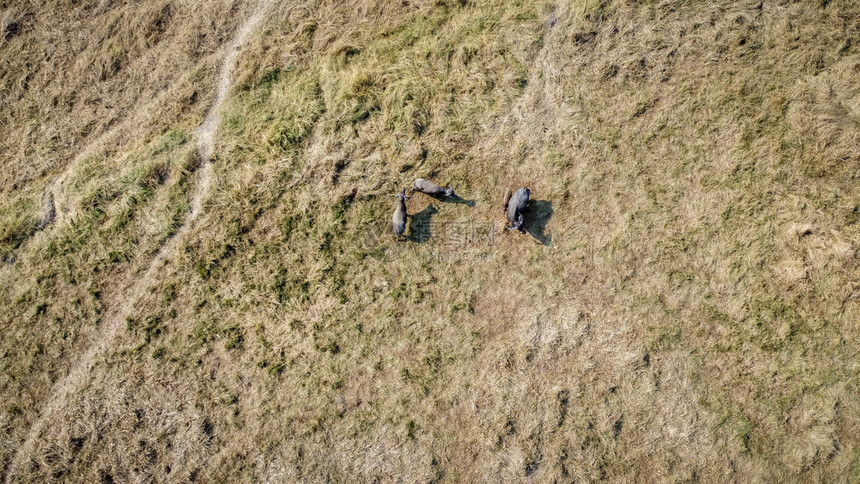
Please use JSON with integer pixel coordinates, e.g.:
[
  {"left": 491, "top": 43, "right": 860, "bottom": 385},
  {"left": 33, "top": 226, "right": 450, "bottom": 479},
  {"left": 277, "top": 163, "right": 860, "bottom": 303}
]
[{"left": 2, "top": 0, "right": 860, "bottom": 481}]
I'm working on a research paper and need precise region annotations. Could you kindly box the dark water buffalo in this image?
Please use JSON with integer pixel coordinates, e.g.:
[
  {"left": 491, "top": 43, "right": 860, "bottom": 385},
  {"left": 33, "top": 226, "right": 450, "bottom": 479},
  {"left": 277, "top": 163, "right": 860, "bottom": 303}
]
[
  {"left": 412, "top": 178, "right": 455, "bottom": 198},
  {"left": 506, "top": 187, "right": 530, "bottom": 233},
  {"left": 393, "top": 188, "right": 409, "bottom": 240}
]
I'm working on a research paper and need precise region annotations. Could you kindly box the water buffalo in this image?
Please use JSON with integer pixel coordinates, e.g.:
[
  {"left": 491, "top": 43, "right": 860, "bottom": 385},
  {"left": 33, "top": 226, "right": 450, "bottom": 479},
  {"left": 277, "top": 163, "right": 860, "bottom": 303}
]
[
  {"left": 412, "top": 178, "right": 455, "bottom": 198},
  {"left": 393, "top": 188, "right": 409, "bottom": 240},
  {"left": 506, "top": 187, "right": 530, "bottom": 233}
]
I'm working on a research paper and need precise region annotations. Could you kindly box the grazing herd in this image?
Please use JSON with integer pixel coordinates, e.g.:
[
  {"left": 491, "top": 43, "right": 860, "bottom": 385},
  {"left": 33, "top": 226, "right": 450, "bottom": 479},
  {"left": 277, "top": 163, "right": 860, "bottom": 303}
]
[{"left": 393, "top": 178, "right": 531, "bottom": 240}]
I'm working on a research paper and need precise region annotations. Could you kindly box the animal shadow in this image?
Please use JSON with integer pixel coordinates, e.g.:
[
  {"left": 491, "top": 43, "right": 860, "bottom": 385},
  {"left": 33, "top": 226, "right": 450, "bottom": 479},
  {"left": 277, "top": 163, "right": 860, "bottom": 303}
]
[
  {"left": 444, "top": 194, "right": 476, "bottom": 207},
  {"left": 413, "top": 190, "right": 476, "bottom": 207},
  {"left": 524, "top": 200, "right": 553, "bottom": 245},
  {"left": 408, "top": 204, "right": 438, "bottom": 243}
]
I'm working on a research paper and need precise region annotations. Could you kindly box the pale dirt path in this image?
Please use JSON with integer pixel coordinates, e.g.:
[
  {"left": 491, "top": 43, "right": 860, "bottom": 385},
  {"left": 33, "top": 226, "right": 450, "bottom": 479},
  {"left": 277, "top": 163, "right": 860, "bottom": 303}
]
[
  {"left": 0, "top": 39, "right": 197, "bottom": 282},
  {"left": 190, "top": 0, "right": 275, "bottom": 215},
  {"left": 0, "top": 101, "right": 152, "bottom": 282},
  {"left": 4, "top": 1, "right": 274, "bottom": 479}
]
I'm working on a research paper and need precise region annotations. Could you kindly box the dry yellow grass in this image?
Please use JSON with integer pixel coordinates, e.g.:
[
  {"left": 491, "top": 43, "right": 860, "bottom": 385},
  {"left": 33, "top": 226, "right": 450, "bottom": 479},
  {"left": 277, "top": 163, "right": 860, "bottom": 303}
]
[{"left": 3, "top": 0, "right": 860, "bottom": 482}]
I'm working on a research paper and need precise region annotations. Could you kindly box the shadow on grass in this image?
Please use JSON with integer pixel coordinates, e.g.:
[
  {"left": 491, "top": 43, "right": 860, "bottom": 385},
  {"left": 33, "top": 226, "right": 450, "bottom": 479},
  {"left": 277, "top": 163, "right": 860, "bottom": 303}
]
[
  {"left": 444, "top": 194, "right": 476, "bottom": 207},
  {"left": 524, "top": 200, "right": 553, "bottom": 245},
  {"left": 414, "top": 192, "right": 476, "bottom": 207},
  {"left": 408, "top": 204, "right": 438, "bottom": 243}
]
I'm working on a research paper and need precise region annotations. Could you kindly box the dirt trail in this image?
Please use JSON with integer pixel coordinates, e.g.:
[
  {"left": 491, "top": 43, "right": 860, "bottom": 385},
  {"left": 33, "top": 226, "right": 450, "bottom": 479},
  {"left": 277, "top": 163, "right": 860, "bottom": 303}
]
[
  {"left": 4, "top": 2, "right": 273, "bottom": 480},
  {"left": 191, "top": 0, "right": 273, "bottom": 215},
  {"left": 0, "top": 55, "right": 194, "bottom": 283}
]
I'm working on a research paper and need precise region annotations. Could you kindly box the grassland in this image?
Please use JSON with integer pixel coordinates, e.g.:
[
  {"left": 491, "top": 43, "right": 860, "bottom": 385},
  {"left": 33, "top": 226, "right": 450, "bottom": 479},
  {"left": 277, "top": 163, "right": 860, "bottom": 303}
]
[{"left": 2, "top": 0, "right": 860, "bottom": 481}]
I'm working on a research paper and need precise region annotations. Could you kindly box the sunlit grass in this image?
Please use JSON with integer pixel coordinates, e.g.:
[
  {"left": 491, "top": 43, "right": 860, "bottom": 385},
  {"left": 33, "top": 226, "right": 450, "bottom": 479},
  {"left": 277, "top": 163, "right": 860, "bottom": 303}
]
[{"left": 3, "top": 0, "right": 860, "bottom": 481}]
